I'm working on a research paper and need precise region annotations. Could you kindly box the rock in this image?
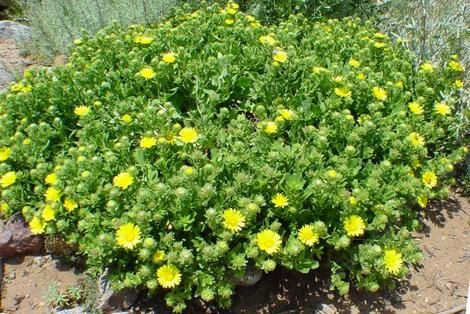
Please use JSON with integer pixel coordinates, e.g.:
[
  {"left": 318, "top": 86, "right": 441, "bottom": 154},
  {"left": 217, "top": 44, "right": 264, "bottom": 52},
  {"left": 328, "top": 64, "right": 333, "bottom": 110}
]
[
  {"left": 0, "top": 61, "right": 13, "bottom": 90},
  {"left": 0, "top": 213, "right": 44, "bottom": 258},
  {"left": 97, "top": 271, "right": 139, "bottom": 311},
  {"left": 232, "top": 263, "right": 262, "bottom": 286},
  {"left": 0, "top": 20, "right": 31, "bottom": 43},
  {"left": 55, "top": 307, "right": 85, "bottom": 314}
]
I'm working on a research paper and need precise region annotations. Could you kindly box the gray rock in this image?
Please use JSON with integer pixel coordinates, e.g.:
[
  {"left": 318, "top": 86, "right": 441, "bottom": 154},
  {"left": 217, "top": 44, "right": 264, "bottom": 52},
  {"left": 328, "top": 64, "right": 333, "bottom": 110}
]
[
  {"left": 54, "top": 307, "right": 85, "bottom": 314},
  {"left": 0, "top": 61, "right": 13, "bottom": 91},
  {"left": 0, "top": 20, "right": 31, "bottom": 43},
  {"left": 97, "top": 271, "right": 139, "bottom": 311},
  {"left": 0, "top": 213, "right": 44, "bottom": 258}
]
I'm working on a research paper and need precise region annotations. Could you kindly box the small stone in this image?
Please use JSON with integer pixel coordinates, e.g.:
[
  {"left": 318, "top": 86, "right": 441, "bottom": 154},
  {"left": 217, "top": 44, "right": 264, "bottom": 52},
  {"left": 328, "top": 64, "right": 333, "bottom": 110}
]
[
  {"left": 33, "top": 256, "right": 46, "bottom": 267},
  {"left": 54, "top": 307, "right": 85, "bottom": 314},
  {"left": 8, "top": 271, "right": 16, "bottom": 280}
]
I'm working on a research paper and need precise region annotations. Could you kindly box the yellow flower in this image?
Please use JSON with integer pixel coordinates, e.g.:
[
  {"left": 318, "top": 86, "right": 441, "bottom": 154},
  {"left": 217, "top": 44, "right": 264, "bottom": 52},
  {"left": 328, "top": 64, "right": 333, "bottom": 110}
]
[
  {"left": 178, "top": 127, "right": 199, "bottom": 143},
  {"left": 259, "top": 35, "right": 276, "bottom": 46},
  {"left": 246, "top": 15, "right": 256, "bottom": 22},
  {"left": 263, "top": 121, "right": 278, "bottom": 134},
  {"left": 372, "top": 86, "right": 387, "bottom": 101},
  {"left": 116, "top": 223, "right": 141, "bottom": 249},
  {"left": 222, "top": 208, "right": 246, "bottom": 232},
  {"left": 383, "top": 249, "right": 403, "bottom": 275},
  {"left": 348, "top": 59, "right": 361, "bottom": 68},
  {"left": 326, "top": 170, "right": 338, "bottom": 178},
  {"left": 298, "top": 225, "right": 320, "bottom": 246},
  {"left": 23, "top": 139, "right": 31, "bottom": 145},
  {"left": 420, "top": 63, "right": 434, "bottom": 73},
  {"left": 113, "top": 172, "right": 134, "bottom": 189},
  {"left": 162, "top": 52, "right": 177, "bottom": 64},
  {"left": 422, "top": 170, "right": 437, "bottom": 188},
  {"left": 42, "top": 204, "right": 56, "bottom": 221},
  {"left": 227, "top": 2, "right": 239, "bottom": 9},
  {"left": 348, "top": 196, "right": 358, "bottom": 206},
  {"left": 157, "top": 265, "right": 182, "bottom": 288},
  {"left": 182, "top": 166, "right": 195, "bottom": 176},
  {"left": 417, "top": 195, "right": 427, "bottom": 208},
  {"left": 332, "top": 76, "right": 344, "bottom": 82},
  {"left": 454, "top": 80, "right": 464, "bottom": 89},
  {"left": 0, "top": 171, "right": 17, "bottom": 188},
  {"left": 257, "top": 230, "right": 282, "bottom": 255},
  {"left": 0, "top": 147, "right": 11, "bottom": 162},
  {"left": 139, "top": 67, "right": 156, "bottom": 80},
  {"left": 63, "top": 198, "right": 78, "bottom": 212},
  {"left": 273, "top": 49, "right": 288, "bottom": 63},
  {"left": 250, "top": 21, "right": 261, "bottom": 28},
  {"left": 45, "top": 187, "right": 60, "bottom": 202},
  {"left": 140, "top": 136, "right": 157, "bottom": 149},
  {"left": 45, "top": 173, "right": 58, "bottom": 185},
  {"left": 225, "top": 18, "right": 234, "bottom": 25},
  {"left": 29, "top": 217, "right": 45, "bottom": 235},
  {"left": 74, "top": 106, "right": 91, "bottom": 117},
  {"left": 334, "top": 87, "right": 351, "bottom": 98},
  {"left": 121, "top": 114, "right": 133, "bottom": 123},
  {"left": 152, "top": 250, "right": 165, "bottom": 263},
  {"left": 272, "top": 193, "right": 288, "bottom": 208},
  {"left": 448, "top": 60, "right": 464, "bottom": 72},
  {"left": 408, "top": 102, "right": 423, "bottom": 115},
  {"left": 134, "top": 35, "right": 153, "bottom": 44},
  {"left": 434, "top": 102, "right": 451, "bottom": 116},
  {"left": 343, "top": 215, "right": 365, "bottom": 237},
  {"left": 395, "top": 81, "right": 403, "bottom": 89},
  {"left": 374, "top": 42, "right": 386, "bottom": 49},
  {"left": 409, "top": 132, "right": 425, "bottom": 147},
  {"left": 226, "top": 7, "right": 237, "bottom": 15},
  {"left": 312, "top": 66, "right": 328, "bottom": 74},
  {"left": 278, "top": 109, "right": 295, "bottom": 121}
]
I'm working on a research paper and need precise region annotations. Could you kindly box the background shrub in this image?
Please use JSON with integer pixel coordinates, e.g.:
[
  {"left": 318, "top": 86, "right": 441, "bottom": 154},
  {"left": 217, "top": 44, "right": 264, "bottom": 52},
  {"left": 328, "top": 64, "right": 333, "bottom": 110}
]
[{"left": 0, "top": 3, "right": 468, "bottom": 312}]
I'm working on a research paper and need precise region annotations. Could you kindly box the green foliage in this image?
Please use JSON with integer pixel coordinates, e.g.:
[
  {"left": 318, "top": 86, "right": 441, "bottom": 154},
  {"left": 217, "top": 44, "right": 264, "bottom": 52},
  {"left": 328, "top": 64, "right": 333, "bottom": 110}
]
[
  {"left": 0, "top": 3, "right": 468, "bottom": 312},
  {"left": 44, "top": 282, "right": 83, "bottom": 310},
  {"left": 17, "top": 0, "right": 177, "bottom": 58}
]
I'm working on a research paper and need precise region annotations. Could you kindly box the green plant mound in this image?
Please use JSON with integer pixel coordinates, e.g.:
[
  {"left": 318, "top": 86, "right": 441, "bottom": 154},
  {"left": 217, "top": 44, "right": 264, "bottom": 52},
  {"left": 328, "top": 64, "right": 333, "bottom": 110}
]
[{"left": 0, "top": 3, "right": 467, "bottom": 312}]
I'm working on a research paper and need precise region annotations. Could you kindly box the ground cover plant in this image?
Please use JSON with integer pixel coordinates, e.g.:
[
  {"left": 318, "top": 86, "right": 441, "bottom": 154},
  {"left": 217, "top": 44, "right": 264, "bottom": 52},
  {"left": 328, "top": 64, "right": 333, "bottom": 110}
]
[{"left": 0, "top": 2, "right": 468, "bottom": 312}]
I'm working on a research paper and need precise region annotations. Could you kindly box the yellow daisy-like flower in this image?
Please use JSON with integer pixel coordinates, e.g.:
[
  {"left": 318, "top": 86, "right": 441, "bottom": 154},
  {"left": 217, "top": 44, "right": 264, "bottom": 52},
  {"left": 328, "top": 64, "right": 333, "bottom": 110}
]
[
  {"left": 246, "top": 15, "right": 256, "bottom": 22},
  {"left": 372, "top": 86, "right": 387, "bottom": 101},
  {"left": 272, "top": 193, "right": 289, "bottom": 208},
  {"left": 29, "top": 217, "right": 45, "bottom": 235},
  {"left": 327, "top": 170, "right": 338, "bottom": 178},
  {"left": 383, "top": 249, "right": 403, "bottom": 275},
  {"left": 134, "top": 35, "right": 153, "bottom": 44},
  {"left": 45, "top": 173, "right": 57, "bottom": 185},
  {"left": 222, "top": 208, "right": 246, "bottom": 232},
  {"left": 183, "top": 166, "right": 195, "bottom": 176},
  {"left": 409, "top": 132, "right": 425, "bottom": 147},
  {"left": 417, "top": 195, "right": 428, "bottom": 208},
  {"left": 225, "top": 18, "right": 235, "bottom": 25},
  {"left": 298, "top": 225, "right": 320, "bottom": 246},
  {"left": 373, "top": 42, "right": 386, "bottom": 49},
  {"left": 162, "top": 52, "right": 177, "bottom": 64},
  {"left": 157, "top": 265, "right": 182, "bottom": 288},
  {"left": 332, "top": 76, "right": 344, "bottom": 82},
  {"left": 113, "top": 172, "right": 134, "bottom": 189},
  {"left": 454, "top": 80, "right": 464, "bottom": 89},
  {"left": 116, "top": 223, "right": 141, "bottom": 249},
  {"left": 408, "top": 102, "right": 423, "bottom": 115},
  {"left": 422, "top": 170, "right": 437, "bottom": 188},
  {"left": 420, "top": 63, "right": 434, "bottom": 73},
  {"left": 263, "top": 121, "right": 278, "bottom": 135},
  {"left": 434, "top": 102, "right": 451, "bottom": 116},
  {"left": 334, "top": 87, "right": 352, "bottom": 98},
  {"left": 257, "top": 230, "right": 282, "bottom": 255},
  {"left": 259, "top": 35, "right": 276, "bottom": 46},
  {"left": 153, "top": 250, "right": 165, "bottom": 263},
  {"left": 0, "top": 171, "right": 17, "bottom": 188},
  {"left": 42, "top": 204, "right": 56, "bottom": 221},
  {"left": 178, "top": 127, "right": 199, "bottom": 144},
  {"left": 140, "top": 136, "right": 157, "bottom": 149},
  {"left": 0, "top": 147, "right": 11, "bottom": 162},
  {"left": 139, "top": 67, "right": 156, "bottom": 80},
  {"left": 226, "top": 7, "right": 237, "bottom": 15},
  {"left": 0, "top": 201, "right": 9, "bottom": 213},
  {"left": 343, "top": 215, "right": 366, "bottom": 237},
  {"left": 312, "top": 66, "right": 328, "bottom": 74},
  {"left": 273, "top": 49, "right": 288, "bottom": 63},
  {"left": 23, "top": 139, "right": 31, "bottom": 145},
  {"left": 357, "top": 73, "right": 366, "bottom": 80},
  {"left": 63, "top": 198, "right": 78, "bottom": 212},
  {"left": 121, "top": 114, "right": 133, "bottom": 124},
  {"left": 45, "top": 187, "right": 60, "bottom": 202},
  {"left": 448, "top": 60, "right": 464, "bottom": 72},
  {"left": 348, "top": 59, "right": 361, "bottom": 68},
  {"left": 74, "top": 106, "right": 91, "bottom": 117},
  {"left": 278, "top": 109, "right": 295, "bottom": 121}
]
